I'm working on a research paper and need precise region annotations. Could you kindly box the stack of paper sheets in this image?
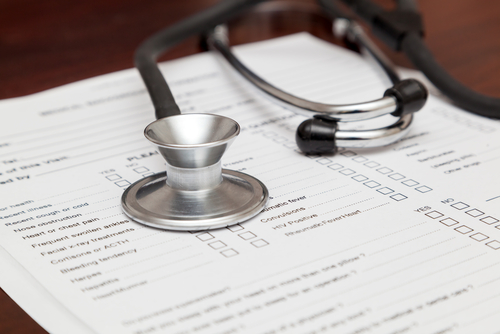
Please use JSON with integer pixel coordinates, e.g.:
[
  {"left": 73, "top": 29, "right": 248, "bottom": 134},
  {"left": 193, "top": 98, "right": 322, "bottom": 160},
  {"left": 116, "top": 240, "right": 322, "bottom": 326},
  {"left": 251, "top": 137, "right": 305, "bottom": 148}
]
[{"left": 0, "top": 33, "right": 499, "bottom": 334}]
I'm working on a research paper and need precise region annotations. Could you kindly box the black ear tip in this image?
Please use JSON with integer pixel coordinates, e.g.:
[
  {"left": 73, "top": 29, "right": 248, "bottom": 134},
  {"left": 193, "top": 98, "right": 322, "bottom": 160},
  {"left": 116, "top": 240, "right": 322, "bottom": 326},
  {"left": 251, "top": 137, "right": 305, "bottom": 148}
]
[
  {"left": 295, "top": 117, "right": 338, "bottom": 155},
  {"left": 385, "top": 79, "right": 428, "bottom": 117}
]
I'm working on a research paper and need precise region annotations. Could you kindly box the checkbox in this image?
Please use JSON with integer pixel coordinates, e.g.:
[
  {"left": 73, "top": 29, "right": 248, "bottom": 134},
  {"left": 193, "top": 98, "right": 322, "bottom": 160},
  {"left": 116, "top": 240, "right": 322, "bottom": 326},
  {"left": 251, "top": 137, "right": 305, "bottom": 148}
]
[
  {"left": 316, "top": 158, "right": 333, "bottom": 165},
  {"left": 239, "top": 231, "right": 257, "bottom": 240},
  {"left": 364, "top": 181, "right": 381, "bottom": 188},
  {"left": 353, "top": 156, "right": 368, "bottom": 163},
  {"left": 415, "top": 186, "right": 432, "bottom": 193},
  {"left": 466, "top": 209, "right": 484, "bottom": 218},
  {"left": 455, "top": 225, "right": 473, "bottom": 234},
  {"left": 208, "top": 240, "right": 226, "bottom": 249},
  {"left": 352, "top": 175, "right": 368, "bottom": 182},
  {"left": 426, "top": 211, "right": 444, "bottom": 219},
  {"left": 196, "top": 232, "right": 214, "bottom": 241},
  {"left": 340, "top": 169, "right": 356, "bottom": 176},
  {"left": 402, "top": 179, "right": 419, "bottom": 187},
  {"left": 376, "top": 167, "right": 393, "bottom": 174},
  {"left": 481, "top": 216, "right": 499, "bottom": 225},
  {"left": 227, "top": 224, "right": 244, "bottom": 232},
  {"left": 106, "top": 174, "right": 122, "bottom": 181},
  {"left": 486, "top": 240, "right": 500, "bottom": 250},
  {"left": 115, "top": 180, "right": 130, "bottom": 187},
  {"left": 143, "top": 172, "right": 155, "bottom": 177},
  {"left": 377, "top": 187, "right": 394, "bottom": 195},
  {"left": 307, "top": 154, "right": 321, "bottom": 159},
  {"left": 388, "top": 173, "right": 405, "bottom": 180},
  {"left": 221, "top": 249, "right": 239, "bottom": 257},
  {"left": 390, "top": 194, "right": 407, "bottom": 201},
  {"left": 284, "top": 142, "right": 296, "bottom": 149},
  {"left": 251, "top": 239, "right": 269, "bottom": 248},
  {"left": 470, "top": 233, "right": 489, "bottom": 242},
  {"left": 364, "top": 161, "right": 380, "bottom": 168},
  {"left": 133, "top": 167, "right": 149, "bottom": 173},
  {"left": 451, "top": 202, "right": 469, "bottom": 210},
  {"left": 340, "top": 151, "right": 356, "bottom": 157},
  {"left": 440, "top": 218, "right": 459, "bottom": 227},
  {"left": 328, "top": 163, "right": 344, "bottom": 170}
]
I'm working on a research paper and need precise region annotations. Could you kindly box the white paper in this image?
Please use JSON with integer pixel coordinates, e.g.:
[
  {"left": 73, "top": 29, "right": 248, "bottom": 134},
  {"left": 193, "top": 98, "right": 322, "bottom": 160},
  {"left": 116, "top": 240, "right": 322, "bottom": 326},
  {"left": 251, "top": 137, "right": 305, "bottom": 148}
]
[{"left": 1, "top": 33, "right": 500, "bottom": 334}]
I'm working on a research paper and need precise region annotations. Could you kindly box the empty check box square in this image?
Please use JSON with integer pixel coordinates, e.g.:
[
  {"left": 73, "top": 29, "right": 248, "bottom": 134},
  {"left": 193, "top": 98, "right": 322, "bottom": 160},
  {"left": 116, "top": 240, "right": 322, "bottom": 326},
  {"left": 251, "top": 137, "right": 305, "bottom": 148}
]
[
  {"left": 196, "top": 232, "right": 214, "bottom": 241},
  {"left": 402, "top": 179, "right": 419, "bottom": 187},
  {"left": 364, "top": 181, "right": 380, "bottom": 188},
  {"left": 364, "top": 161, "right": 380, "bottom": 168},
  {"left": 208, "top": 240, "right": 226, "bottom": 250},
  {"left": 251, "top": 239, "right": 269, "bottom": 248},
  {"left": 316, "top": 158, "right": 332, "bottom": 165},
  {"left": 440, "top": 218, "right": 459, "bottom": 227},
  {"left": 328, "top": 163, "right": 344, "bottom": 170},
  {"left": 481, "top": 216, "right": 499, "bottom": 225},
  {"left": 227, "top": 224, "right": 244, "bottom": 232},
  {"left": 486, "top": 240, "right": 500, "bottom": 250},
  {"left": 470, "top": 233, "right": 489, "bottom": 242},
  {"left": 284, "top": 142, "right": 296, "bottom": 149},
  {"left": 340, "top": 169, "right": 356, "bottom": 176},
  {"left": 388, "top": 173, "right": 405, "bottom": 180},
  {"left": 425, "top": 211, "right": 444, "bottom": 219},
  {"left": 106, "top": 174, "right": 122, "bottom": 181},
  {"left": 142, "top": 172, "right": 155, "bottom": 177},
  {"left": 239, "top": 231, "right": 257, "bottom": 240},
  {"left": 451, "top": 202, "right": 469, "bottom": 210},
  {"left": 352, "top": 175, "right": 368, "bottom": 182},
  {"left": 377, "top": 187, "right": 394, "bottom": 195},
  {"left": 390, "top": 193, "right": 407, "bottom": 201},
  {"left": 376, "top": 167, "right": 393, "bottom": 174},
  {"left": 133, "top": 167, "right": 149, "bottom": 173},
  {"left": 466, "top": 209, "right": 484, "bottom": 217},
  {"left": 455, "top": 225, "right": 473, "bottom": 234},
  {"left": 340, "top": 151, "right": 356, "bottom": 157},
  {"left": 115, "top": 180, "right": 130, "bottom": 187},
  {"left": 221, "top": 249, "right": 239, "bottom": 257},
  {"left": 353, "top": 156, "right": 368, "bottom": 163},
  {"left": 415, "top": 186, "right": 432, "bottom": 193}
]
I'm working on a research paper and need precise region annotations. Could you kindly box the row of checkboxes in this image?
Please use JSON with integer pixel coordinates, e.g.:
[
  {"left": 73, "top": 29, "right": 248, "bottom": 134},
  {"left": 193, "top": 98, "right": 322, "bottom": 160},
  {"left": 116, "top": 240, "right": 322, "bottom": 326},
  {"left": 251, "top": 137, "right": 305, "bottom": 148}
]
[
  {"left": 105, "top": 166, "right": 156, "bottom": 188},
  {"left": 194, "top": 231, "right": 239, "bottom": 258},
  {"left": 227, "top": 224, "right": 269, "bottom": 248},
  {"left": 327, "top": 164, "right": 408, "bottom": 202},
  {"left": 105, "top": 173, "right": 131, "bottom": 188},
  {"left": 194, "top": 224, "right": 269, "bottom": 257},
  {"left": 425, "top": 210, "right": 500, "bottom": 250},
  {"left": 339, "top": 150, "right": 432, "bottom": 193}
]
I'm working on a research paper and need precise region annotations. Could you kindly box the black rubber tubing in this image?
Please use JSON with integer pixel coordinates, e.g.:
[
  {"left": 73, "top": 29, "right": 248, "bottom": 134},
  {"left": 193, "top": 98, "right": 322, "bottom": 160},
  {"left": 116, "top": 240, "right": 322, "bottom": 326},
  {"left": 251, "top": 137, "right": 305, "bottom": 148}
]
[
  {"left": 134, "top": 0, "right": 267, "bottom": 120},
  {"left": 401, "top": 32, "right": 500, "bottom": 119}
]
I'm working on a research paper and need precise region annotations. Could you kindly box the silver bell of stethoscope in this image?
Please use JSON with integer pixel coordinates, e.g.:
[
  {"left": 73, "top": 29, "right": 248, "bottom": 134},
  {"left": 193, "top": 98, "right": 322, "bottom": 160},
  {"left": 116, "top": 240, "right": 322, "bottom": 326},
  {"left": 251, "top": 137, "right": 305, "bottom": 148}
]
[{"left": 122, "top": 114, "right": 269, "bottom": 231}]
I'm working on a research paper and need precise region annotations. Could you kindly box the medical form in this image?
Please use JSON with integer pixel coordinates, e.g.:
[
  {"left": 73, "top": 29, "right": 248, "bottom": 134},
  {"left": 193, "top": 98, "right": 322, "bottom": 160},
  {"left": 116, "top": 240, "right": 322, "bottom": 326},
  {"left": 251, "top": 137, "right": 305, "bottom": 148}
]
[{"left": 0, "top": 34, "right": 499, "bottom": 334}]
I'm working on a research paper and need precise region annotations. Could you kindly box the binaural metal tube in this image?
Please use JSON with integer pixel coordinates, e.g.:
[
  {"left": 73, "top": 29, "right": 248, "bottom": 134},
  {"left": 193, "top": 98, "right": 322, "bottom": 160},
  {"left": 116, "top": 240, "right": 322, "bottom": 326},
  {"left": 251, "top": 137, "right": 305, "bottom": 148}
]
[{"left": 208, "top": 25, "right": 399, "bottom": 122}]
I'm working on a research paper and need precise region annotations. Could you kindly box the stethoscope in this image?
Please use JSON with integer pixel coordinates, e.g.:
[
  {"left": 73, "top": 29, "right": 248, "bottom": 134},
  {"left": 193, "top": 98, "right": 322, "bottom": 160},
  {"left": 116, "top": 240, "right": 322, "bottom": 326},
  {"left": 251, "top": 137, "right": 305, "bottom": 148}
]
[{"left": 121, "top": 0, "right": 500, "bottom": 231}]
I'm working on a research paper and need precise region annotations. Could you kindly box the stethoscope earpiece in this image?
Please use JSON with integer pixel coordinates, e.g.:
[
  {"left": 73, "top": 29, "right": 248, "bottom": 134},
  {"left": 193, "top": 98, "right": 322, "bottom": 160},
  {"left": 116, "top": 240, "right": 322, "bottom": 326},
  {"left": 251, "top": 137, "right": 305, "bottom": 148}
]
[
  {"left": 296, "top": 117, "right": 338, "bottom": 155},
  {"left": 384, "top": 79, "right": 428, "bottom": 117}
]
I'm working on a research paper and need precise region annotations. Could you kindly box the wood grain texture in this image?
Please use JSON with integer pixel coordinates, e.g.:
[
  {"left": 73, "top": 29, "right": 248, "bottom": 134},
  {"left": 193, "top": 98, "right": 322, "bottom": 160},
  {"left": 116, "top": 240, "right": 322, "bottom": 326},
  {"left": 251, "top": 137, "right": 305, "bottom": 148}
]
[{"left": 1, "top": 0, "right": 499, "bottom": 333}]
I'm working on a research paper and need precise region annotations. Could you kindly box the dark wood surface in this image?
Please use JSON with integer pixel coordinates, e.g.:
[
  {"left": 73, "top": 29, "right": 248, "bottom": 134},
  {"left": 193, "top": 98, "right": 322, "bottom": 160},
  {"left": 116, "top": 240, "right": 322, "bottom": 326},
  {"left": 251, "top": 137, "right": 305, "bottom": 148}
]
[{"left": 1, "top": 0, "right": 499, "bottom": 333}]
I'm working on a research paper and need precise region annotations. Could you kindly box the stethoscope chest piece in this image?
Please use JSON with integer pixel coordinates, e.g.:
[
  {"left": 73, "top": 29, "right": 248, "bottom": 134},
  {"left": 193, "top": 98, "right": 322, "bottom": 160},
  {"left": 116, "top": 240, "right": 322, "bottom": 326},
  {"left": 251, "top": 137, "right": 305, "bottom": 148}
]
[{"left": 121, "top": 114, "right": 269, "bottom": 231}]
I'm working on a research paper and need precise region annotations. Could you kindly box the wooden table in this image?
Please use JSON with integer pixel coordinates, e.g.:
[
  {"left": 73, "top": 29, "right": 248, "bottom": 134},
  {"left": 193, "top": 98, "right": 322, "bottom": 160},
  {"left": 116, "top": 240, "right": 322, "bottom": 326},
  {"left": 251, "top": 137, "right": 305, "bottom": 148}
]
[{"left": 1, "top": 0, "right": 499, "bottom": 332}]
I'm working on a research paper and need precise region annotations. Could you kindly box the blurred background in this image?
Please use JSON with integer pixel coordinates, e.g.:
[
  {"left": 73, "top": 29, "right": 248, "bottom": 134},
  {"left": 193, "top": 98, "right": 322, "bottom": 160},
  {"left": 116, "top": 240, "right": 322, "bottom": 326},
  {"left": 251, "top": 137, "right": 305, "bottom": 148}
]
[{"left": 1, "top": 0, "right": 500, "bottom": 100}]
